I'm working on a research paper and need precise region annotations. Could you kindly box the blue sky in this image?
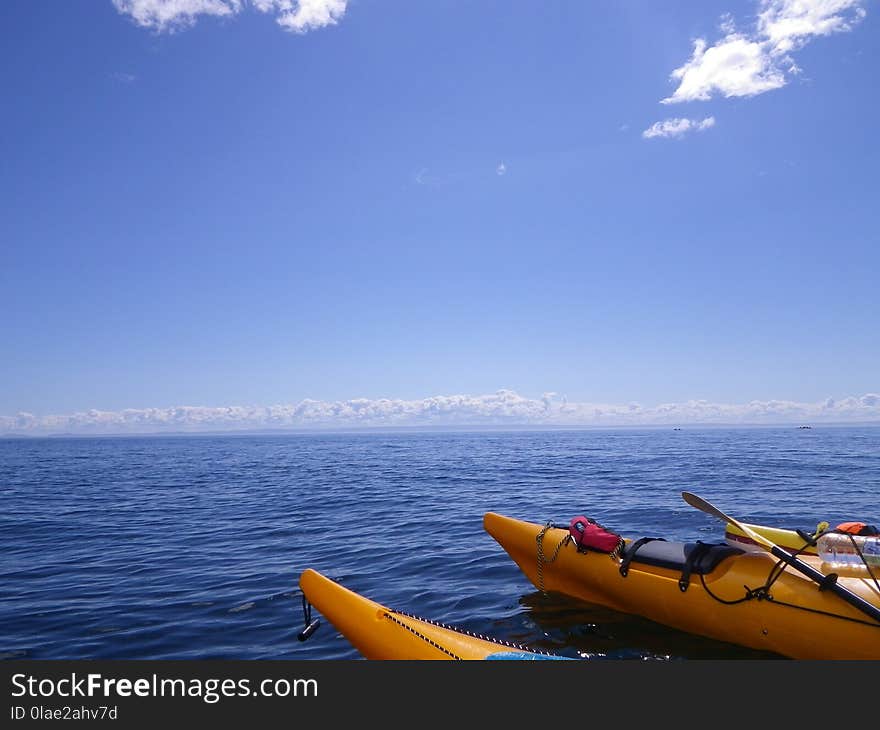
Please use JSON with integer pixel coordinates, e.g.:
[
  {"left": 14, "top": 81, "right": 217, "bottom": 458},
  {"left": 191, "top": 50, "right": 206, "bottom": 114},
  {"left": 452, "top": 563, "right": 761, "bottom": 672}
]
[{"left": 2, "top": 0, "right": 878, "bottom": 433}]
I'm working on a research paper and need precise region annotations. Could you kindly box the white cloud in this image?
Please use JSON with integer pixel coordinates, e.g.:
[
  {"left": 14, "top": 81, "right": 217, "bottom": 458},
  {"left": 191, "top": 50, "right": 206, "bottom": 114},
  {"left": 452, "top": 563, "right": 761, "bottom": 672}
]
[
  {"left": 112, "top": 0, "right": 242, "bottom": 31},
  {"left": 496, "top": 162, "right": 507, "bottom": 176},
  {"left": 4, "top": 390, "right": 879, "bottom": 435},
  {"left": 662, "top": 35, "right": 786, "bottom": 103},
  {"left": 254, "top": 0, "right": 346, "bottom": 33},
  {"left": 662, "top": 0, "right": 866, "bottom": 103},
  {"left": 758, "top": 0, "right": 868, "bottom": 55},
  {"left": 112, "top": 0, "right": 348, "bottom": 33},
  {"left": 642, "top": 116, "right": 715, "bottom": 139}
]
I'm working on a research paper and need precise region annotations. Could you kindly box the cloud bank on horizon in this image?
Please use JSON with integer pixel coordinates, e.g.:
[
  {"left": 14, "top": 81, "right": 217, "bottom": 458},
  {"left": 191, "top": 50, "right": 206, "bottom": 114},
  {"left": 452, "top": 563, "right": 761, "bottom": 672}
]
[
  {"left": 112, "top": 0, "right": 348, "bottom": 33},
  {"left": 643, "top": 0, "right": 867, "bottom": 139},
  {"left": 4, "top": 391, "right": 879, "bottom": 435}
]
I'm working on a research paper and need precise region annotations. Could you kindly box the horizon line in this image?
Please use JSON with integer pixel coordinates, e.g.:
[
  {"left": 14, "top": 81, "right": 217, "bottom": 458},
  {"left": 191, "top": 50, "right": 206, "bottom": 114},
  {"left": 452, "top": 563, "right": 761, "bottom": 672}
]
[{"left": 3, "top": 420, "right": 878, "bottom": 440}]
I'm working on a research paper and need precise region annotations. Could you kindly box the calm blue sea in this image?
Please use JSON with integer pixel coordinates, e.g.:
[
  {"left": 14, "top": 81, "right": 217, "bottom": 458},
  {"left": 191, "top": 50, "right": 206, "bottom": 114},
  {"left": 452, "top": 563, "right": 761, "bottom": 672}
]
[{"left": 1, "top": 426, "right": 878, "bottom": 661}]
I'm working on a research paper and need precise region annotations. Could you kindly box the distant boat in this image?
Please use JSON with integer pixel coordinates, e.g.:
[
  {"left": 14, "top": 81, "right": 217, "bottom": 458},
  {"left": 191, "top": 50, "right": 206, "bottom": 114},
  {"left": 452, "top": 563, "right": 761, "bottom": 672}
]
[
  {"left": 673, "top": 427, "right": 682, "bottom": 431},
  {"left": 798, "top": 425, "right": 812, "bottom": 430}
]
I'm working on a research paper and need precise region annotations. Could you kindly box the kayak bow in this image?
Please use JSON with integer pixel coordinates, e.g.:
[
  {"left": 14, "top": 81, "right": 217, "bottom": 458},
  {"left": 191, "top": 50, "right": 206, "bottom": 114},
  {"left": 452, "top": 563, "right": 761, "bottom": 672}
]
[{"left": 298, "top": 568, "right": 572, "bottom": 660}]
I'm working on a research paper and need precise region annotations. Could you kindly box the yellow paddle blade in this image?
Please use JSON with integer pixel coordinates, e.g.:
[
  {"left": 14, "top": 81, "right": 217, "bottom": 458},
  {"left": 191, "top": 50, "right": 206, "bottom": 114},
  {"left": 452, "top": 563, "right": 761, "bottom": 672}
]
[{"left": 681, "top": 491, "right": 775, "bottom": 551}]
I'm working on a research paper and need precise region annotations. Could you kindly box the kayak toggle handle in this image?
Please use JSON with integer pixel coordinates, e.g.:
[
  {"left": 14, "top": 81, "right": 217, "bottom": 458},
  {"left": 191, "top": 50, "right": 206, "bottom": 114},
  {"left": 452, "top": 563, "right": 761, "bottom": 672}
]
[
  {"left": 297, "top": 595, "right": 321, "bottom": 642},
  {"left": 298, "top": 619, "right": 320, "bottom": 641}
]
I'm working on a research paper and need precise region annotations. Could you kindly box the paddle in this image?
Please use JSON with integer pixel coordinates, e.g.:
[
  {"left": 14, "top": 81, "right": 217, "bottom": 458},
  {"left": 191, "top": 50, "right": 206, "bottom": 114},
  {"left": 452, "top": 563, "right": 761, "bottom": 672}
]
[{"left": 681, "top": 491, "right": 880, "bottom": 624}]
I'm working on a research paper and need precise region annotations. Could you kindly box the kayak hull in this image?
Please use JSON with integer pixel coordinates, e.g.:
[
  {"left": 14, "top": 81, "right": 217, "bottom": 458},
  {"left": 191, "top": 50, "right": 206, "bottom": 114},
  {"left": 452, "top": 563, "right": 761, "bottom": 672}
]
[
  {"left": 484, "top": 512, "right": 880, "bottom": 660},
  {"left": 298, "top": 568, "right": 570, "bottom": 660}
]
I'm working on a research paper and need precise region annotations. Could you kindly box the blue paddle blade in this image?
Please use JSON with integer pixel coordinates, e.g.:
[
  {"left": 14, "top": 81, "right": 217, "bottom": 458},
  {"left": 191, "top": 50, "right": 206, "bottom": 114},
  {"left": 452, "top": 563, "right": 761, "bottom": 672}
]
[{"left": 486, "top": 651, "right": 575, "bottom": 660}]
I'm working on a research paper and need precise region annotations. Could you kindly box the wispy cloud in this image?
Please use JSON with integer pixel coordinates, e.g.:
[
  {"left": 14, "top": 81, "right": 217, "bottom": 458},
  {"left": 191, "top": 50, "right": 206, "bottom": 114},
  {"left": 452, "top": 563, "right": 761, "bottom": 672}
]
[
  {"left": 111, "top": 0, "right": 348, "bottom": 33},
  {"left": 413, "top": 168, "right": 439, "bottom": 186},
  {"left": 111, "top": 71, "right": 137, "bottom": 83},
  {"left": 662, "top": 0, "right": 867, "bottom": 104},
  {"left": 642, "top": 116, "right": 716, "bottom": 140},
  {"left": 4, "top": 390, "right": 879, "bottom": 435},
  {"left": 496, "top": 162, "right": 507, "bottom": 176}
]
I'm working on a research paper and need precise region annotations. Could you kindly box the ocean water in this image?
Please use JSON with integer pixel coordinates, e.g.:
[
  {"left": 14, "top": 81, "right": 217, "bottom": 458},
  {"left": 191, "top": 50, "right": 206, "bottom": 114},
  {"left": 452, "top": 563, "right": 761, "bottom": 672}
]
[{"left": 1, "top": 426, "right": 878, "bottom": 661}]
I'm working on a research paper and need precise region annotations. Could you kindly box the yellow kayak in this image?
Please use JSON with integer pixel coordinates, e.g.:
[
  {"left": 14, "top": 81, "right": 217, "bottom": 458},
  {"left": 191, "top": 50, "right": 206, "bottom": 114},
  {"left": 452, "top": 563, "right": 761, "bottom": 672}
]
[
  {"left": 484, "top": 512, "right": 880, "bottom": 660},
  {"left": 298, "top": 568, "right": 572, "bottom": 660},
  {"left": 724, "top": 521, "right": 822, "bottom": 555}
]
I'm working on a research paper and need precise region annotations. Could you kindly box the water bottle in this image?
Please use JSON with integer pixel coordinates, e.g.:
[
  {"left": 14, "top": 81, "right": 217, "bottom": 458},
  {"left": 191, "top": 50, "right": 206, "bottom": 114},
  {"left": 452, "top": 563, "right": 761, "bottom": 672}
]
[
  {"left": 818, "top": 533, "right": 860, "bottom": 566},
  {"left": 818, "top": 532, "right": 880, "bottom": 576},
  {"left": 862, "top": 536, "right": 880, "bottom": 567}
]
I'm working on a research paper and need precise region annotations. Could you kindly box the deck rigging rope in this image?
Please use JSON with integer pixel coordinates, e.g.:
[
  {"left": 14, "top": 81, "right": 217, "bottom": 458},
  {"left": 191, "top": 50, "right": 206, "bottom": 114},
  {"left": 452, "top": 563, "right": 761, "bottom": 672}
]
[
  {"left": 695, "top": 543, "right": 880, "bottom": 628},
  {"left": 382, "top": 608, "right": 563, "bottom": 658},
  {"left": 536, "top": 523, "right": 571, "bottom": 595}
]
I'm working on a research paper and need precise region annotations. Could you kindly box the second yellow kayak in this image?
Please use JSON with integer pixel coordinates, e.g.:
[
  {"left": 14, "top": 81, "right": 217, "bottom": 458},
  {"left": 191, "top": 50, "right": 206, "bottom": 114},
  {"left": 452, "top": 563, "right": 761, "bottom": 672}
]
[{"left": 724, "top": 521, "right": 822, "bottom": 555}]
